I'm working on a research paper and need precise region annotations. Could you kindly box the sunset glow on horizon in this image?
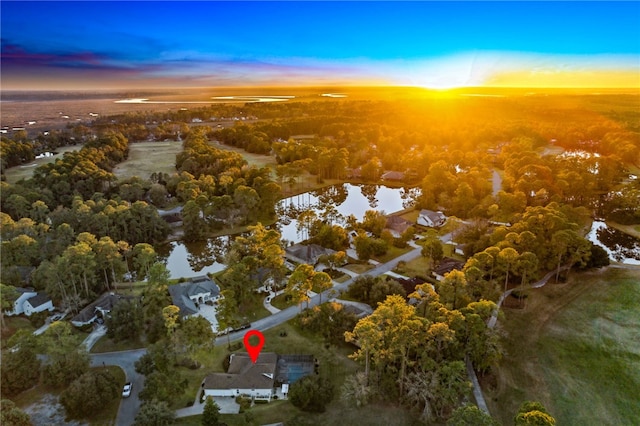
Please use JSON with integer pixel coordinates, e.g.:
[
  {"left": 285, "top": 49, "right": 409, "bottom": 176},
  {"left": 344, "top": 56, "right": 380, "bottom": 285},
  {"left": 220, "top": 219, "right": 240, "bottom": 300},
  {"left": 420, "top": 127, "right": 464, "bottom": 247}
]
[{"left": 1, "top": 1, "right": 638, "bottom": 90}]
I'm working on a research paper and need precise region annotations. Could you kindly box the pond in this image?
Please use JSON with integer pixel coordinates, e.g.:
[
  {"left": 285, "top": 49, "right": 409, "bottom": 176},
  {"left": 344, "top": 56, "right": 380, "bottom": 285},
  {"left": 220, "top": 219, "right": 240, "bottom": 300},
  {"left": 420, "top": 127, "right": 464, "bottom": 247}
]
[
  {"left": 160, "top": 183, "right": 420, "bottom": 278},
  {"left": 587, "top": 221, "right": 640, "bottom": 265}
]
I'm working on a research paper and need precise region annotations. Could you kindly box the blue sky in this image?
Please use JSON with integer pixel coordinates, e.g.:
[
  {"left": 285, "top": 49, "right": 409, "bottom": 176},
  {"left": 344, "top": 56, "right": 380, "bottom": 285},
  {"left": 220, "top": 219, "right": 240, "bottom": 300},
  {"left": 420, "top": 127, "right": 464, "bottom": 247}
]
[{"left": 1, "top": 1, "right": 639, "bottom": 89}]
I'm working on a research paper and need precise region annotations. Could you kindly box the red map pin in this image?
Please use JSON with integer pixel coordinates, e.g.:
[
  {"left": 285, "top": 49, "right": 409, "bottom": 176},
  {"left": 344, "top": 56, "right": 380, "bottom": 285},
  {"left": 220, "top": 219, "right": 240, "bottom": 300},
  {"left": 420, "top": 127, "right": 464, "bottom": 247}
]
[{"left": 243, "top": 330, "right": 265, "bottom": 363}]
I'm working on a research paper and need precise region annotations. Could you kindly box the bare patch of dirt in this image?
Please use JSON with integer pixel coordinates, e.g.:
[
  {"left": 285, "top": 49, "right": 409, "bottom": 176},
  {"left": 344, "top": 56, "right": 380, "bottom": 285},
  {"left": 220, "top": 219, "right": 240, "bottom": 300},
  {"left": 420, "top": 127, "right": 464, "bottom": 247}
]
[{"left": 23, "top": 394, "right": 88, "bottom": 426}]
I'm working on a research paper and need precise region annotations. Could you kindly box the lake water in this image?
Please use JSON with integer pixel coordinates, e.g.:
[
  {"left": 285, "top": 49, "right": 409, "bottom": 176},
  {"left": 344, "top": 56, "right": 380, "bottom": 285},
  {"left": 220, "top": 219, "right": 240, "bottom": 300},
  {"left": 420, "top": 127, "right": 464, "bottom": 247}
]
[
  {"left": 161, "top": 183, "right": 419, "bottom": 278},
  {"left": 587, "top": 221, "right": 640, "bottom": 265}
]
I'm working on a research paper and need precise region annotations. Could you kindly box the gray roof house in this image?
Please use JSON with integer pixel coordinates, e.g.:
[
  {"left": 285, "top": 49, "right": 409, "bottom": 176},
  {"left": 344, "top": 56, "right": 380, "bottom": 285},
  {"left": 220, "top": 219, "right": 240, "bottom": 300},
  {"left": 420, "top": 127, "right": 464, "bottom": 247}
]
[
  {"left": 285, "top": 243, "right": 336, "bottom": 265},
  {"left": 386, "top": 215, "right": 413, "bottom": 237},
  {"left": 71, "top": 293, "right": 137, "bottom": 327},
  {"left": 168, "top": 276, "right": 220, "bottom": 318},
  {"left": 417, "top": 209, "right": 447, "bottom": 228},
  {"left": 203, "top": 353, "right": 315, "bottom": 401},
  {"left": 6, "top": 287, "right": 54, "bottom": 317}
]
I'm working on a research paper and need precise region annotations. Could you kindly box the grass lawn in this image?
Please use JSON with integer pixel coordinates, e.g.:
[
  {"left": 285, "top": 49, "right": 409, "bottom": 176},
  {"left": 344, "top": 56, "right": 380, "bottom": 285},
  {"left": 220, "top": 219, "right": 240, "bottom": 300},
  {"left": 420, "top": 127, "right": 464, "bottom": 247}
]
[
  {"left": 270, "top": 292, "right": 296, "bottom": 310},
  {"left": 372, "top": 245, "right": 412, "bottom": 264},
  {"left": 394, "top": 255, "right": 432, "bottom": 279},
  {"left": 487, "top": 266, "right": 640, "bottom": 425},
  {"left": 91, "top": 335, "right": 146, "bottom": 353},
  {"left": 1, "top": 316, "right": 36, "bottom": 347},
  {"left": 113, "top": 140, "right": 182, "bottom": 180},
  {"left": 607, "top": 221, "right": 640, "bottom": 239},
  {"left": 210, "top": 142, "right": 278, "bottom": 170},
  {"left": 4, "top": 145, "right": 82, "bottom": 183},
  {"left": 343, "top": 263, "right": 374, "bottom": 274}
]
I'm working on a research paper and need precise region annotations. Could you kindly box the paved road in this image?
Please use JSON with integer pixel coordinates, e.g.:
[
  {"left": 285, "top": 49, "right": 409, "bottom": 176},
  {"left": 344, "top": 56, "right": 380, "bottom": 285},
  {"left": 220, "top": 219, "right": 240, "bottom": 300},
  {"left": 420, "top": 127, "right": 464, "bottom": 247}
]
[
  {"left": 90, "top": 349, "right": 146, "bottom": 426},
  {"left": 492, "top": 169, "right": 502, "bottom": 196},
  {"left": 216, "top": 245, "right": 424, "bottom": 345}
]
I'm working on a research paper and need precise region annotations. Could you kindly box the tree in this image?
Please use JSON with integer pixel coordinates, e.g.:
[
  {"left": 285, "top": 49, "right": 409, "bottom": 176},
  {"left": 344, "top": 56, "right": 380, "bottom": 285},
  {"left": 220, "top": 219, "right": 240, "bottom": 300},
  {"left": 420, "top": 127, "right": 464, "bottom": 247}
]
[
  {"left": 447, "top": 404, "right": 497, "bottom": 425},
  {"left": 216, "top": 289, "right": 239, "bottom": 348},
  {"left": 0, "top": 399, "right": 32, "bottom": 426},
  {"left": 0, "top": 347, "right": 41, "bottom": 397},
  {"left": 340, "top": 371, "right": 373, "bottom": 408},
  {"left": 498, "top": 247, "right": 519, "bottom": 293},
  {"left": 312, "top": 271, "right": 333, "bottom": 303},
  {"left": 0, "top": 283, "right": 19, "bottom": 331},
  {"left": 422, "top": 238, "right": 444, "bottom": 269},
  {"left": 60, "top": 370, "right": 119, "bottom": 419},
  {"left": 201, "top": 397, "right": 221, "bottom": 426},
  {"left": 438, "top": 270, "right": 471, "bottom": 310},
  {"left": 286, "top": 264, "right": 315, "bottom": 311},
  {"left": 178, "top": 315, "right": 215, "bottom": 357},
  {"left": 515, "top": 252, "right": 538, "bottom": 307},
  {"left": 40, "top": 322, "right": 90, "bottom": 387},
  {"left": 106, "top": 298, "right": 144, "bottom": 342},
  {"left": 403, "top": 361, "right": 471, "bottom": 422},
  {"left": 346, "top": 295, "right": 425, "bottom": 392},
  {"left": 289, "top": 374, "right": 334, "bottom": 413},
  {"left": 134, "top": 399, "right": 176, "bottom": 425},
  {"left": 132, "top": 243, "right": 156, "bottom": 280},
  {"left": 162, "top": 305, "right": 181, "bottom": 337},
  {"left": 139, "top": 371, "right": 187, "bottom": 404},
  {"left": 514, "top": 401, "right": 556, "bottom": 426}
]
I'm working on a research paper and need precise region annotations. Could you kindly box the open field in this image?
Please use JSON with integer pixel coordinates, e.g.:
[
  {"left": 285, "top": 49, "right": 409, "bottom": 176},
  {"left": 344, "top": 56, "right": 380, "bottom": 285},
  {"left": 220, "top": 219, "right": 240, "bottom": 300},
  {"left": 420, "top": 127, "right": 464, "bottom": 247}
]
[
  {"left": 113, "top": 140, "right": 182, "bottom": 179},
  {"left": 487, "top": 266, "right": 640, "bottom": 425},
  {"left": 209, "top": 141, "right": 277, "bottom": 170},
  {"left": 4, "top": 145, "right": 82, "bottom": 183}
]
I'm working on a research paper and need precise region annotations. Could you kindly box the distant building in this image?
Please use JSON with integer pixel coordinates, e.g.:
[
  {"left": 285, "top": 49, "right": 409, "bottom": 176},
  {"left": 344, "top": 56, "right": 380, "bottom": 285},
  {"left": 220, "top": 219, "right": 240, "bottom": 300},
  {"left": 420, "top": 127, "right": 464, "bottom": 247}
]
[
  {"left": 285, "top": 243, "right": 336, "bottom": 265},
  {"left": 168, "top": 276, "right": 220, "bottom": 318},
  {"left": 386, "top": 215, "right": 413, "bottom": 237},
  {"left": 433, "top": 257, "right": 465, "bottom": 281},
  {"left": 381, "top": 171, "right": 405, "bottom": 181},
  {"left": 71, "top": 292, "right": 137, "bottom": 327},
  {"left": 6, "top": 288, "right": 54, "bottom": 317},
  {"left": 417, "top": 210, "right": 447, "bottom": 228}
]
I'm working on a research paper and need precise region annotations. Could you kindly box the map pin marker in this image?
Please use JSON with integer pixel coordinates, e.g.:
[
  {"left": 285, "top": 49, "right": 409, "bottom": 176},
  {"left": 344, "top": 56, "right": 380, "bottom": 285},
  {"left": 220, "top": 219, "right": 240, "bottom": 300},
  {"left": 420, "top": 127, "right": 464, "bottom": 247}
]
[{"left": 243, "top": 330, "right": 265, "bottom": 363}]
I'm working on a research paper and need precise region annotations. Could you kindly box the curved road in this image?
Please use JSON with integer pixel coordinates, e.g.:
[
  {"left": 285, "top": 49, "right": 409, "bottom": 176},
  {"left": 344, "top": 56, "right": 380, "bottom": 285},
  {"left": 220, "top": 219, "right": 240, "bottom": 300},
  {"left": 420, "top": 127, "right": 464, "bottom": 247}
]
[
  {"left": 216, "top": 244, "right": 424, "bottom": 345},
  {"left": 95, "top": 243, "right": 436, "bottom": 423},
  {"left": 90, "top": 349, "right": 146, "bottom": 425}
]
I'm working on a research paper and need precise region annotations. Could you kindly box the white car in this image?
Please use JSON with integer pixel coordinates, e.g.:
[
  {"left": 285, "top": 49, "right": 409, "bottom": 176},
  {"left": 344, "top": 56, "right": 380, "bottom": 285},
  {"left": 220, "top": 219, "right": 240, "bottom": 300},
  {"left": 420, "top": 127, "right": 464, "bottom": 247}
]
[{"left": 122, "top": 382, "right": 132, "bottom": 398}]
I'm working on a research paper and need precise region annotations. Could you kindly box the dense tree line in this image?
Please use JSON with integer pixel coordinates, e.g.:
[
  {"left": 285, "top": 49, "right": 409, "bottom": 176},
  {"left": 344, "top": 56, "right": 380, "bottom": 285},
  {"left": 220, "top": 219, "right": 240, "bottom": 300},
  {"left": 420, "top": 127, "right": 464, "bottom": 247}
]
[{"left": 344, "top": 294, "right": 500, "bottom": 422}]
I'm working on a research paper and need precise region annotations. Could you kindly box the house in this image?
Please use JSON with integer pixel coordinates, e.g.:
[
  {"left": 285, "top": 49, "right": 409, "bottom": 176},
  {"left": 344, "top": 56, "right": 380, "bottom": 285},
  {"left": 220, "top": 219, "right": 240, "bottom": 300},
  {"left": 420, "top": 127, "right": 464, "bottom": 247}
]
[
  {"left": 381, "top": 171, "right": 405, "bottom": 181},
  {"left": 432, "top": 257, "right": 465, "bottom": 281},
  {"left": 203, "top": 353, "right": 315, "bottom": 402},
  {"left": 71, "top": 292, "right": 137, "bottom": 327},
  {"left": 386, "top": 215, "right": 413, "bottom": 237},
  {"left": 168, "top": 276, "right": 220, "bottom": 318},
  {"left": 417, "top": 209, "right": 447, "bottom": 228},
  {"left": 23, "top": 292, "right": 54, "bottom": 316},
  {"left": 6, "top": 288, "right": 54, "bottom": 316},
  {"left": 285, "top": 243, "right": 335, "bottom": 265}
]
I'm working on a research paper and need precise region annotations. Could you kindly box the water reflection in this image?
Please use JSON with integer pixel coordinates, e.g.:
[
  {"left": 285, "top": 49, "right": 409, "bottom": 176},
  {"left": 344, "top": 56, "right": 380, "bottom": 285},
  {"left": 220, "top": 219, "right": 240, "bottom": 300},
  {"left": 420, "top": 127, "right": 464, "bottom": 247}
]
[
  {"left": 158, "top": 237, "right": 232, "bottom": 279},
  {"left": 160, "top": 183, "right": 420, "bottom": 277},
  {"left": 587, "top": 221, "right": 640, "bottom": 265},
  {"left": 276, "top": 183, "right": 420, "bottom": 244}
]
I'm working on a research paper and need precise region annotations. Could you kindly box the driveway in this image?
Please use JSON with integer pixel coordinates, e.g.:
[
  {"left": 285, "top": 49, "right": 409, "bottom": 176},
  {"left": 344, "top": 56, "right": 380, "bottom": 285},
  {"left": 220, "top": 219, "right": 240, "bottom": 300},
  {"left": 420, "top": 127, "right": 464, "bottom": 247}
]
[
  {"left": 90, "top": 349, "right": 146, "bottom": 426},
  {"left": 197, "top": 303, "right": 219, "bottom": 332}
]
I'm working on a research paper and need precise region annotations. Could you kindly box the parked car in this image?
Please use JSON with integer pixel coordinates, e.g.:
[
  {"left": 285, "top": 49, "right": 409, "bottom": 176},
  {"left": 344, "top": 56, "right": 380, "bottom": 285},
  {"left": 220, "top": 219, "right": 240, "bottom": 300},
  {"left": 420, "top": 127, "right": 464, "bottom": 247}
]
[{"left": 122, "top": 382, "right": 132, "bottom": 398}]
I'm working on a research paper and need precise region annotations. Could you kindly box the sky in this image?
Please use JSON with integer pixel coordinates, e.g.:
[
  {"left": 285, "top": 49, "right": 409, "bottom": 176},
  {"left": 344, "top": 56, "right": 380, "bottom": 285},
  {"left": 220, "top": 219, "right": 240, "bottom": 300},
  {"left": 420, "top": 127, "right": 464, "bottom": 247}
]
[{"left": 1, "top": 1, "right": 639, "bottom": 90}]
